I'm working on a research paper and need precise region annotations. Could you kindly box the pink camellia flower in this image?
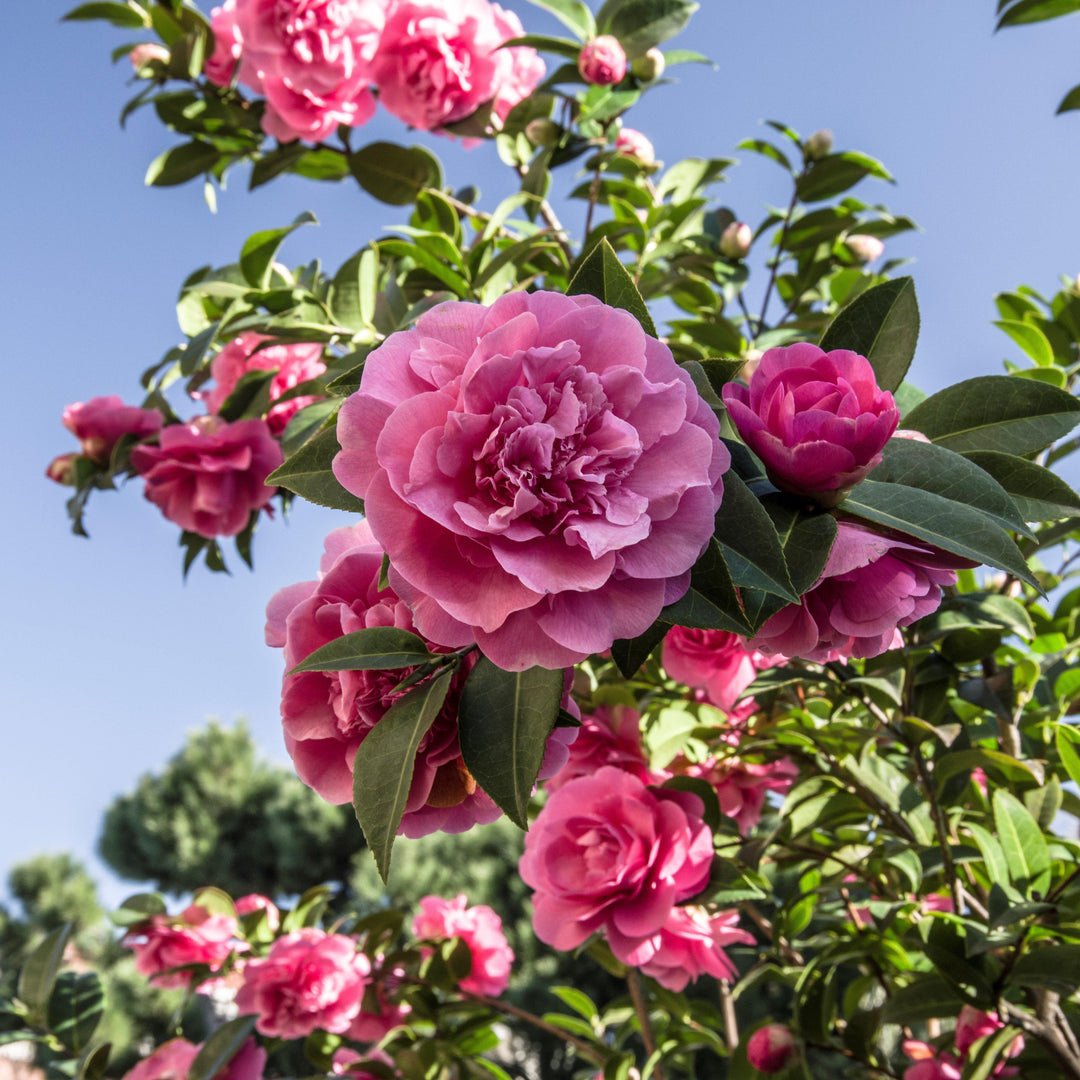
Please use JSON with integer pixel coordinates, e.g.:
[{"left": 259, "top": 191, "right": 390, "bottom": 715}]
[
  {"left": 332, "top": 1048, "right": 395, "bottom": 1080},
  {"left": 519, "top": 766, "right": 714, "bottom": 966},
  {"left": 662, "top": 627, "right": 775, "bottom": 713},
  {"left": 204, "top": 0, "right": 250, "bottom": 87},
  {"left": 62, "top": 396, "right": 163, "bottom": 464},
  {"left": 544, "top": 704, "right": 658, "bottom": 793},
  {"left": 413, "top": 894, "right": 514, "bottom": 997},
  {"left": 130, "top": 43, "right": 170, "bottom": 69},
  {"left": 639, "top": 907, "right": 752, "bottom": 991},
  {"left": 131, "top": 415, "right": 282, "bottom": 538},
  {"left": 902, "top": 1041, "right": 962, "bottom": 1080},
  {"left": 721, "top": 342, "right": 900, "bottom": 505},
  {"left": 955, "top": 1006, "right": 1024, "bottom": 1068},
  {"left": 347, "top": 958, "right": 411, "bottom": 1042},
  {"left": 669, "top": 754, "right": 799, "bottom": 832},
  {"left": 123, "top": 1039, "right": 265, "bottom": 1080},
  {"left": 124, "top": 906, "right": 239, "bottom": 991},
  {"left": 746, "top": 1024, "right": 798, "bottom": 1074},
  {"left": 236, "top": 928, "right": 370, "bottom": 1038},
  {"left": 265, "top": 520, "right": 576, "bottom": 835},
  {"left": 235, "top": 0, "right": 383, "bottom": 141},
  {"left": 45, "top": 453, "right": 80, "bottom": 486},
  {"left": 197, "top": 333, "right": 327, "bottom": 436},
  {"left": 333, "top": 291, "right": 729, "bottom": 671},
  {"left": 751, "top": 521, "right": 971, "bottom": 663},
  {"left": 372, "top": 0, "right": 543, "bottom": 132},
  {"left": 845, "top": 233, "right": 886, "bottom": 263},
  {"left": 614, "top": 127, "right": 655, "bottom": 165},
  {"left": 577, "top": 35, "right": 626, "bottom": 85},
  {"left": 235, "top": 893, "right": 281, "bottom": 931}
]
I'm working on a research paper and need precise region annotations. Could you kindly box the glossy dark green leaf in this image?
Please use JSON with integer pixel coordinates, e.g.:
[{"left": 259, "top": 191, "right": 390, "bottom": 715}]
[
  {"left": 217, "top": 368, "right": 274, "bottom": 423},
  {"left": 698, "top": 357, "right": 745, "bottom": 396},
  {"left": 841, "top": 480, "right": 1038, "bottom": 588},
  {"left": 289, "top": 628, "right": 434, "bottom": 675},
  {"left": 611, "top": 621, "right": 669, "bottom": 678},
  {"left": 961, "top": 450, "right": 1080, "bottom": 521},
  {"left": 458, "top": 658, "right": 565, "bottom": 829},
  {"left": 817, "top": 276, "right": 919, "bottom": 392},
  {"left": 330, "top": 248, "right": 378, "bottom": 333},
  {"left": 47, "top": 972, "right": 104, "bottom": 1054},
  {"left": 993, "top": 789, "right": 1051, "bottom": 893},
  {"left": 348, "top": 142, "right": 439, "bottom": 205},
  {"left": 353, "top": 671, "right": 453, "bottom": 880},
  {"left": 291, "top": 147, "right": 351, "bottom": 182},
  {"left": 963, "top": 1025, "right": 1025, "bottom": 1080},
  {"left": 266, "top": 424, "right": 365, "bottom": 513},
  {"left": 145, "top": 141, "right": 220, "bottom": 187},
  {"left": 1008, "top": 945, "right": 1080, "bottom": 993},
  {"left": 78, "top": 1042, "right": 111, "bottom": 1080},
  {"left": 920, "top": 592, "right": 1034, "bottom": 642},
  {"left": 62, "top": 2, "right": 148, "bottom": 27},
  {"left": 505, "top": 34, "right": 584, "bottom": 59},
  {"left": 566, "top": 238, "right": 657, "bottom": 335},
  {"left": 239, "top": 211, "right": 317, "bottom": 291},
  {"left": 796, "top": 151, "right": 893, "bottom": 202},
  {"left": 523, "top": 0, "right": 596, "bottom": 38},
  {"left": 18, "top": 925, "right": 72, "bottom": 1021},
  {"left": 280, "top": 399, "right": 339, "bottom": 458},
  {"left": 1057, "top": 82, "right": 1080, "bottom": 113},
  {"left": 596, "top": 0, "right": 698, "bottom": 56},
  {"left": 869, "top": 438, "right": 1032, "bottom": 538},
  {"left": 902, "top": 375, "right": 1080, "bottom": 455},
  {"left": 997, "top": 0, "right": 1080, "bottom": 27},
  {"left": 188, "top": 1016, "right": 257, "bottom": 1080}
]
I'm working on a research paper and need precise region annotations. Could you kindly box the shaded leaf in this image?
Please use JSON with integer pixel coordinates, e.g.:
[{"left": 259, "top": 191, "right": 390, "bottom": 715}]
[
  {"left": 239, "top": 211, "right": 317, "bottom": 291},
  {"left": 47, "top": 972, "right": 104, "bottom": 1054},
  {"left": 961, "top": 450, "right": 1080, "bottom": 521},
  {"left": 567, "top": 238, "right": 657, "bottom": 335},
  {"left": 145, "top": 141, "right": 220, "bottom": 187},
  {"left": 188, "top": 1016, "right": 257, "bottom": 1080},
  {"left": 18, "top": 925, "right": 72, "bottom": 1021},
  {"left": 348, "top": 142, "right": 439, "bottom": 205},
  {"left": 289, "top": 628, "right": 434, "bottom": 675},
  {"left": 266, "top": 425, "right": 365, "bottom": 513}
]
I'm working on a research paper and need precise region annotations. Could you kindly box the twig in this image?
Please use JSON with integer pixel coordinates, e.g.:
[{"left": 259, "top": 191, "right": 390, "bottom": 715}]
[
  {"left": 739, "top": 901, "right": 803, "bottom": 965},
  {"left": 513, "top": 164, "right": 573, "bottom": 260},
  {"left": 757, "top": 172, "right": 804, "bottom": 327},
  {"left": 627, "top": 968, "right": 667, "bottom": 1080},
  {"left": 718, "top": 980, "right": 738, "bottom": 1052}
]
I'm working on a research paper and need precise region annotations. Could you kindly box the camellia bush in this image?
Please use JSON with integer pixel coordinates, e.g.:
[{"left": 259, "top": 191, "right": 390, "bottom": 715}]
[{"left": 15, "top": 0, "right": 1080, "bottom": 1078}]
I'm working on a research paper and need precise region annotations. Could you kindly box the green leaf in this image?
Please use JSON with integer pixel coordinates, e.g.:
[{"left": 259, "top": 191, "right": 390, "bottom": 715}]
[
  {"left": 78, "top": 1042, "right": 111, "bottom": 1080},
  {"left": 566, "top": 238, "right": 657, "bottom": 335},
  {"left": 997, "top": 0, "right": 1080, "bottom": 27},
  {"left": 239, "top": 211, "right": 317, "bottom": 291},
  {"left": 901, "top": 375, "right": 1080, "bottom": 455},
  {"left": 1055, "top": 726, "right": 1080, "bottom": 786},
  {"left": 216, "top": 369, "right": 274, "bottom": 424},
  {"left": 505, "top": 34, "right": 585, "bottom": 60},
  {"left": 18, "top": 925, "right": 72, "bottom": 1021},
  {"left": 1008, "top": 945, "right": 1080, "bottom": 993},
  {"left": 110, "top": 893, "right": 167, "bottom": 926},
  {"left": 611, "top": 621, "right": 669, "bottom": 679},
  {"left": 523, "top": 0, "right": 596, "bottom": 38},
  {"left": 46, "top": 972, "right": 104, "bottom": 1054},
  {"left": 188, "top": 1016, "right": 257, "bottom": 1080},
  {"left": 796, "top": 151, "right": 893, "bottom": 202},
  {"left": 330, "top": 248, "right": 378, "bottom": 333},
  {"left": 994, "top": 318, "right": 1055, "bottom": 367},
  {"left": 840, "top": 480, "right": 1038, "bottom": 588},
  {"left": 1057, "top": 82, "right": 1080, "bottom": 113},
  {"left": 869, "top": 438, "right": 1033, "bottom": 538},
  {"left": 817, "top": 276, "right": 919, "bottom": 392},
  {"left": 551, "top": 986, "right": 599, "bottom": 1021},
  {"left": 966, "top": 823, "right": 1012, "bottom": 893},
  {"left": 596, "top": 0, "right": 698, "bottom": 56},
  {"left": 353, "top": 671, "right": 454, "bottom": 881},
  {"left": 961, "top": 451, "right": 1080, "bottom": 521},
  {"left": 935, "top": 748, "right": 1041, "bottom": 786},
  {"left": 145, "top": 141, "right": 220, "bottom": 187},
  {"left": 348, "top": 142, "right": 439, "bottom": 205},
  {"left": 963, "top": 1024, "right": 1025, "bottom": 1080},
  {"left": 993, "top": 789, "right": 1052, "bottom": 893},
  {"left": 458, "top": 658, "right": 565, "bottom": 829},
  {"left": 62, "top": 2, "right": 148, "bottom": 27},
  {"left": 266, "top": 425, "right": 365, "bottom": 513},
  {"left": 288, "top": 628, "right": 434, "bottom": 675},
  {"left": 280, "top": 399, "right": 339, "bottom": 458}
]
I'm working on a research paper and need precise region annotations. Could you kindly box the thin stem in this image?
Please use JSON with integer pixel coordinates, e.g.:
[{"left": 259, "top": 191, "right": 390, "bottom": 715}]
[
  {"left": 718, "top": 980, "right": 738, "bottom": 1052},
  {"left": 740, "top": 901, "right": 803, "bottom": 965},
  {"left": 627, "top": 968, "right": 667, "bottom": 1080},
  {"left": 583, "top": 159, "right": 603, "bottom": 241},
  {"left": 513, "top": 164, "right": 573, "bottom": 261},
  {"left": 757, "top": 173, "right": 803, "bottom": 327}
]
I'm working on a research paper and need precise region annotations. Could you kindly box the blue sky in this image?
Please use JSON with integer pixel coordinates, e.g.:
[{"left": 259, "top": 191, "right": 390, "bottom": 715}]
[{"left": 3, "top": 1, "right": 1080, "bottom": 907}]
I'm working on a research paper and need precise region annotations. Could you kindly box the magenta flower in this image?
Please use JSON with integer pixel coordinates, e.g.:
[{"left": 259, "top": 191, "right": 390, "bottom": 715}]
[
  {"left": 412, "top": 894, "right": 514, "bottom": 996},
  {"left": 577, "top": 35, "right": 626, "bottom": 85},
  {"left": 662, "top": 627, "right": 776, "bottom": 713},
  {"left": 124, "top": 906, "right": 239, "bottom": 991},
  {"left": 62, "top": 395, "right": 162, "bottom": 464},
  {"left": 722, "top": 342, "right": 899, "bottom": 505},
  {"left": 746, "top": 1024, "right": 798, "bottom": 1074},
  {"left": 131, "top": 416, "right": 282, "bottom": 538},
  {"left": 265, "top": 521, "right": 576, "bottom": 835},
  {"left": 543, "top": 704, "right": 659, "bottom": 793},
  {"left": 519, "top": 766, "right": 714, "bottom": 966},
  {"left": 669, "top": 753, "right": 799, "bottom": 833},
  {"left": 751, "top": 521, "right": 971, "bottom": 663},
  {"left": 638, "top": 907, "right": 752, "bottom": 991},
  {"left": 333, "top": 291, "right": 729, "bottom": 671},
  {"left": 614, "top": 127, "right": 655, "bottom": 165},
  {"left": 236, "top": 928, "right": 370, "bottom": 1038}
]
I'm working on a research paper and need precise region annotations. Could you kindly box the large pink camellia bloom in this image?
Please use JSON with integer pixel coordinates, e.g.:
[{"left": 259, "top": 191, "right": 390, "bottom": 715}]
[
  {"left": 62, "top": 395, "right": 162, "bottom": 464},
  {"left": 131, "top": 416, "right": 282, "bottom": 538},
  {"left": 412, "top": 894, "right": 514, "bottom": 997},
  {"left": 662, "top": 627, "right": 776, "bottom": 713},
  {"left": 333, "top": 292, "right": 729, "bottom": 671},
  {"left": 123, "top": 1039, "right": 266, "bottom": 1080},
  {"left": 371, "top": 0, "right": 544, "bottom": 132},
  {"left": 236, "top": 928, "right": 370, "bottom": 1038},
  {"left": 234, "top": 0, "right": 383, "bottom": 141},
  {"left": 198, "top": 332, "right": 327, "bottom": 436},
  {"left": 751, "top": 521, "right": 972, "bottom": 663},
  {"left": 124, "top": 906, "right": 239, "bottom": 991},
  {"left": 639, "top": 907, "right": 752, "bottom": 991},
  {"left": 519, "top": 766, "right": 714, "bottom": 966},
  {"left": 265, "top": 521, "right": 576, "bottom": 835},
  {"left": 722, "top": 343, "right": 899, "bottom": 506},
  {"left": 544, "top": 704, "right": 659, "bottom": 793}
]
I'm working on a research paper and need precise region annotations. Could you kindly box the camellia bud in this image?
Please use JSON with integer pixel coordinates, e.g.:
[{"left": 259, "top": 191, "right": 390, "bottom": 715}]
[
  {"left": 525, "top": 118, "right": 561, "bottom": 148},
  {"left": 630, "top": 47, "right": 665, "bottom": 82},
  {"left": 614, "top": 128, "right": 656, "bottom": 166},
  {"left": 804, "top": 128, "right": 833, "bottom": 160},
  {"left": 845, "top": 233, "right": 885, "bottom": 263},
  {"left": 745, "top": 1024, "right": 797, "bottom": 1073},
  {"left": 45, "top": 453, "right": 80, "bottom": 486},
  {"left": 578, "top": 36, "right": 627, "bottom": 86},
  {"left": 720, "top": 221, "right": 752, "bottom": 260},
  {"left": 129, "top": 43, "right": 170, "bottom": 71}
]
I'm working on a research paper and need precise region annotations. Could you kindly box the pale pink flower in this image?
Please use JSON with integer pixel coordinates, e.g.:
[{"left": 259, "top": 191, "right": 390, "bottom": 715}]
[
  {"left": 746, "top": 1024, "right": 797, "bottom": 1074},
  {"left": 413, "top": 894, "right": 514, "bottom": 996},
  {"left": 722, "top": 342, "right": 899, "bottom": 505},
  {"left": 347, "top": 959, "right": 411, "bottom": 1042},
  {"left": 235, "top": 893, "right": 280, "bottom": 931},
  {"left": 124, "top": 907, "right": 239, "bottom": 991},
  {"left": 130, "top": 43, "right": 170, "bottom": 69},
  {"left": 662, "top": 627, "right": 774, "bottom": 713},
  {"left": 669, "top": 754, "right": 799, "bottom": 832},
  {"left": 236, "top": 928, "right": 370, "bottom": 1038},
  {"left": 519, "top": 766, "right": 714, "bottom": 966},
  {"left": 130, "top": 416, "right": 281, "bottom": 538},
  {"left": 638, "top": 907, "right": 752, "bottom": 991},
  {"left": 544, "top": 704, "right": 658, "bottom": 793},
  {"left": 197, "top": 332, "right": 326, "bottom": 435},
  {"left": 719, "top": 222, "right": 752, "bottom": 260},
  {"left": 577, "top": 35, "right": 626, "bottom": 85},
  {"left": 614, "top": 128, "right": 655, "bottom": 165},
  {"left": 846, "top": 233, "right": 885, "bottom": 263},
  {"left": 333, "top": 291, "right": 729, "bottom": 671},
  {"left": 62, "top": 396, "right": 162, "bottom": 464}
]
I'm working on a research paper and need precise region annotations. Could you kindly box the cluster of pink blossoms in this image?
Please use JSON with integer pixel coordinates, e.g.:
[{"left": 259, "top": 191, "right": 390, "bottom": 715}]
[
  {"left": 902, "top": 1006, "right": 1024, "bottom": 1079},
  {"left": 204, "top": 0, "right": 545, "bottom": 142}
]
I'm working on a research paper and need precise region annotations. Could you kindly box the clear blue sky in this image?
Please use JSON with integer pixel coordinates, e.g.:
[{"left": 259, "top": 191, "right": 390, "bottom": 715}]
[{"left": 3, "top": 1, "right": 1079, "bottom": 907}]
